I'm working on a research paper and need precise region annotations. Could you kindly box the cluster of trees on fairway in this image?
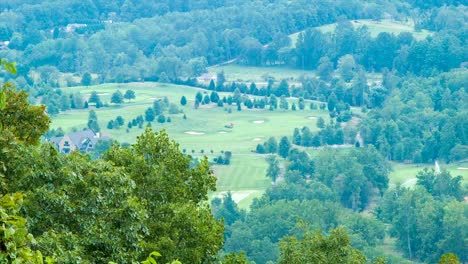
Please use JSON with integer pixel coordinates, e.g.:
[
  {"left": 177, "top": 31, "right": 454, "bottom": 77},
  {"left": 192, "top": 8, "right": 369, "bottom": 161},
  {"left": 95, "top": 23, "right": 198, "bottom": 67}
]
[
  {"left": 35, "top": 88, "right": 136, "bottom": 115},
  {"left": 257, "top": 122, "right": 349, "bottom": 155},
  {"left": 144, "top": 97, "right": 179, "bottom": 123}
]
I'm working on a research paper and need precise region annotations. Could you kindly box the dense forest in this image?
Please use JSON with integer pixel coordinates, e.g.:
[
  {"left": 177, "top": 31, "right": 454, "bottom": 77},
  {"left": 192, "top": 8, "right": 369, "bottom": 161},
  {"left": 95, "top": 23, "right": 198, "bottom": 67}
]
[{"left": 0, "top": 0, "right": 467, "bottom": 263}]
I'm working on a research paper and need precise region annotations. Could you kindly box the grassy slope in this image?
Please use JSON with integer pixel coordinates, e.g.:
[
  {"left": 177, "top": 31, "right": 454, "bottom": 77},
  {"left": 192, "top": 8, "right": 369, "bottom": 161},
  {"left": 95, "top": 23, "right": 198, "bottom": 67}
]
[
  {"left": 51, "top": 82, "right": 329, "bottom": 209},
  {"left": 290, "top": 19, "right": 432, "bottom": 48},
  {"left": 389, "top": 161, "right": 468, "bottom": 188}
]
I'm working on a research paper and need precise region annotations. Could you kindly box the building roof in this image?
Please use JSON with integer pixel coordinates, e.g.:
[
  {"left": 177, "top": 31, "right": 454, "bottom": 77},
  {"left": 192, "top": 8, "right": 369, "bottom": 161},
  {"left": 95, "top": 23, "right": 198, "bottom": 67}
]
[{"left": 49, "top": 130, "right": 109, "bottom": 151}]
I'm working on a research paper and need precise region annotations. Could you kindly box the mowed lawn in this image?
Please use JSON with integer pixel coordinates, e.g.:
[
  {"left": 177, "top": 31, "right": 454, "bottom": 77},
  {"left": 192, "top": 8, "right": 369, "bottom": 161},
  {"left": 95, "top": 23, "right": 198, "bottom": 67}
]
[
  {"left": 389, "top": 161, "right": 468, "bottom": 188},
  {"left": 50, "top": 82, "right": 329, "bottom": 208},
  {"left": 207, "top": 64, "right": 316, "bottom": 85}
]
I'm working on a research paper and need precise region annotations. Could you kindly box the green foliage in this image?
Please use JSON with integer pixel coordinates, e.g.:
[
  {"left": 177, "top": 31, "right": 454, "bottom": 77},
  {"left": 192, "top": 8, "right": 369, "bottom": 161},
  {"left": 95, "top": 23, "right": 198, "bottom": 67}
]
[
  {"left": 0, "top": 60, "right": 50, "bottom": 145},
  {"left": 87, "top": 110, "right": 100, "bottom": 133},
  {"left": 103, "top": 128, "right": 223, "bottom": 263},
  {"left": 416, "top": 169, "right": 463, "bottom": 200},
  {"left": 111, "top": 90, "right": 124, "bottom": 104},
  {"left": 377, "top": 186, "right": 467, "bottom": 263},
  {"left": 438, "top": 253, "right": 461, "bottom": 264},
  {"left": 81, "top": 72, "right": 92, "bottom": 86},
  {"left": 278, "top": 228, "right": 367, "bottom": 264},
  {"left": 180, "top": 96, "right": 187, "bottom": 106},
  {"left": 266, "top": 155, "right": 280, "bottom": 183},
  {"left": 124, "top": 90, "right": 136, "bottom": 101},
  {"left": 278, "top": 136, "right": 291, "bottom": 158},
  {"left": 220, "top": 252, "right": 250, "bottom": 264},
  {"left": 0, "top": 193, "right": 47, "bottom": 264}
]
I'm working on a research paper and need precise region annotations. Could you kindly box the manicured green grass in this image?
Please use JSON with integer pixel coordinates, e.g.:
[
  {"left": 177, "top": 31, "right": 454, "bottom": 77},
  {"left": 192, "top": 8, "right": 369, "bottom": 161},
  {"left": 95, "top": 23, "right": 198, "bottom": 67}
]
[
  {"left": 389, "top": 161, "right": 468, "bottom": 188},
  {"left": 51, "top": 82, "right": 330, "bottom": 207},
  {"left": 207, "top": 64, "right": 315, "bottom": 85},
  {"left": 290, "top": 19, "right": 432, "bottom": 48}
]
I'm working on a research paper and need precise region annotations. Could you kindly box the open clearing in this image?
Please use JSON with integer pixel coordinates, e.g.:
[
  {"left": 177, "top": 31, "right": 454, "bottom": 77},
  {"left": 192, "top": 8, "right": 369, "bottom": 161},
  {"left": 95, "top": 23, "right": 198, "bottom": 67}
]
[
  {"left": 51, "top": 82, "right": 329, "bottom": 209},
  {"left": 389, "top": 161, "right": 468, "bottom": 188}
]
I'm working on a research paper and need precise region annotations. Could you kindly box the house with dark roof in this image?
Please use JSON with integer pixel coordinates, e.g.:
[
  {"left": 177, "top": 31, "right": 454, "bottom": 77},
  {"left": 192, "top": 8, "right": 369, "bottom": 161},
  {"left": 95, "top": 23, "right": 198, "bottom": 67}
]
[{"left": 49, "top": 130, "right": 108, "bottom": 153}]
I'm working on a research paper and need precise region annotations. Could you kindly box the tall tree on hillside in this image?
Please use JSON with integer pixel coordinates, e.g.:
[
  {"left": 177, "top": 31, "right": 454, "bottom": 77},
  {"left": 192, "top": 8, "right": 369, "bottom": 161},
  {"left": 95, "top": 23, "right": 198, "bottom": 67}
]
[
  {"left": 89, "top": 91, "right": 101, "bottom": 104},
  {"left": 81, "top": 72, "right": 92, "bottom": 86},
  {"left": 87, "top": 110, "right": 100, "bottom": 133},
  {"left": 317, "top": 56, "right": 334, "bottom": 81},
  {"left": 278, "top": 136, "right": 291, "bottom": 158},
  {"left": 266, "top": 155, "right": 280, "bottom": 183},
  {"left": 279, "top": 228, "right": 368, "bottom": 264},
  {"left": 338, "top": 55, "right": 357, "bottom": 82}
]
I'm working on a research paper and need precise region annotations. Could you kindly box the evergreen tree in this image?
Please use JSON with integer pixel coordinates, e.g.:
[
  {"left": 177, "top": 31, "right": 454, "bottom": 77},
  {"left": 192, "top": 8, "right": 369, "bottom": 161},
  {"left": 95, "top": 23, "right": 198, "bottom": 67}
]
[
  {"left": 87, "top": 110, "right": 100, "bottom": 133},
  {"left": 180, "top": 95, "right": 187, "bottom": 106},
  {"left": 88, "top": 91, "right": 101, "bottom": 104},
  {"left": 210, "top": 92, "right": 220, "bottom": 103},
  {"left": 81, "top": 72, "right": 92, "bottom": 86},
  {"left": 278, "top": 136, "right": 291, "bottom": 158},
  {"left": 153, "top": 100, "right": 162, "bottom": 115},
  {"left": 145, "top": 107, "right": 155, "bottom": 122},
  {"left": 293, "top": 128, "right": 301, "bottom": 145},
  {"left": 266, "top": 155, "right": 280, "bottom": 183},
  {"left": 203, "top": 94, "right": 210, "bottom": 104},
  {"left": 316, "top": 117, "right": 325, "bottom": 128},
  {"left": 208, "top": 80, "right": 216, "bottom": 91},
  {"left": 157, "top": 114, "right": 166, "bottom": 123}
]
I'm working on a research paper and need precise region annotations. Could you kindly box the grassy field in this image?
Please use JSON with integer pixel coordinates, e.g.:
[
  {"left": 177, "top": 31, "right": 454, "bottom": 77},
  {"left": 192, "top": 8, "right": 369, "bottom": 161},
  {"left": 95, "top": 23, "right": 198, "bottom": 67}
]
[
  {"left": 290, "top": 19, "right": 432, "bottom": 48},
  {"left": 389, "top": 161, "right": 468, "bottom": 188},
  {"left": 51, "top": 82, "right": 330, "bottom": 209},
  {"left": 207, "top": 65, "right": 315, "bottom": 85}
]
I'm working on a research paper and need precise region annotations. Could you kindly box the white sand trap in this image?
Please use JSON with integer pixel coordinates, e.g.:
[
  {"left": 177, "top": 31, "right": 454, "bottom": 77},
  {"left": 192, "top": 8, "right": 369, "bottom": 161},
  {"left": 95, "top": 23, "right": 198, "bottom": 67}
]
[
  {"left": 185, "top": 131, "right": 205, "bottom": 135},
  {"left": 457, "top": 167, "right": 468, "bottom": 170},
  {"left": 148, "top": 97, "right": 158, "bottom": 100},
  {"left": 216, "top": 191, "right": 256, "bottom": 204},
  {"left": 308, "top": 116, "right": 316, "bottom": 120},
  {"left": 253, "top": 138, "right": 263, "bottom": 141},
  {"left": 97, "top": 93, "right": 109, "bottom": 96},
  {"left": 401, "top": 178, "right": 417, "bottom": 188},
  {"left": 253, "top": 120, "right": 265, "bottom": 124},
  {"left": 218, "top": 131, "right": 228, "bottom": 134}
]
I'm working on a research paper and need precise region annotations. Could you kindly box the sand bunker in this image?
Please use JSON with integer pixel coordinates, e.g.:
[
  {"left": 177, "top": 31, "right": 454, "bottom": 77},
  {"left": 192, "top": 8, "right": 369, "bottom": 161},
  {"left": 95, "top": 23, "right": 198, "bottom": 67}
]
[
  {"left": 252, "top": 120, "right": 265, "bottom": 124},
  {"left": 253, "top": 138, "right": 263, "bottom": 141},
  {"left": 308, "top": 116, "right": 316, "bottom": 120},
  {"left": 97, "top": 93, "right": 109, "bottom": 96},
  {"left": 215, "top": 191, "right": 256, "bottom": 204},
  {"left": 457, "top": 167, "right": 468, "bottom": 170},
  {"left": 148, "top": 97, "right": 158, "bottom": 100},
  {"left": 185, "top": 131, "right": 205, "bottom": 135},
  {"left": 218, "top": 131, "right": 228, "bottom": 134}
]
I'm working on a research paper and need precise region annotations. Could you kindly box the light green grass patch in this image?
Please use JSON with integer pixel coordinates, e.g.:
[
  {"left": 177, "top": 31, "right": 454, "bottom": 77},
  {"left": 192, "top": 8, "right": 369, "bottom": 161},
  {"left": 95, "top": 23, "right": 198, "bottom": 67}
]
[
  {"left": 290, "top": 19, "right": 432, "bottom": 48},
  {"left": 207, "top": 64, "right": 315, "bottom": 85},
  {"left": 389, "top": 161, "right": 468, "bottom": 188}
]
